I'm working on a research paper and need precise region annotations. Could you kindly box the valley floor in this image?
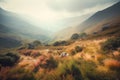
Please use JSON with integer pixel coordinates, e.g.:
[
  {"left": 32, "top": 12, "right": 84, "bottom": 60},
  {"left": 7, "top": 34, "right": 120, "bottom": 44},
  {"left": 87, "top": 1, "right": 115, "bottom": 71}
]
[{"left": 0, "top": 37, "right": 120, "bottom": 80}]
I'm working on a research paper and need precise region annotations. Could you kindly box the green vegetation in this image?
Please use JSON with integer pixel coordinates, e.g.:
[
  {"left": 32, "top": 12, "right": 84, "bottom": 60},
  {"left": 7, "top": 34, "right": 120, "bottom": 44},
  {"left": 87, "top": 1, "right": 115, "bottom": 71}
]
[
  {"left": 18, "top": 40, "right": 41, "bottom": 50},
  {"left": 43, "top": 59, "right": 83, "bottom": 80},
  {"left": 71, "top": 33, "right": 79, "bottom": 40},
  {"left": 1, "top": 2, "right": 120, "bottom": 80},
  {"left": 53, "top": 40, "right": 69, "bottom": 46},
  {"left": 70, "top": 49, "right": 76, "bottom": 55},
  {"left": 7, "top": 67, "right": 35, "bottom": 80},
  {"left": 40, "top": 56, "right": 58, "bottom": 70},
  {"left": 79, "top": 32, "right": 87, "bottom": 38},
  {"left": 0, "top": 52, "right": 20, "bottom": 66},
  {"left": 32, "top": 40, "right": 42, "bottom": 46},
  {"left": 75, "top": 46, "right": 83, "bottom": 53},
  {"left": 70, "top": 46, "right": 83, "bottom": 55},
  {"left": 0, "top": 37, "right": 120, "bottom": 80},
  {"left": 71, "top": 33, "right": 87, "bottom": 40},
  {"left": 101, "top": 37, "right": 120, "bottom": 53}
]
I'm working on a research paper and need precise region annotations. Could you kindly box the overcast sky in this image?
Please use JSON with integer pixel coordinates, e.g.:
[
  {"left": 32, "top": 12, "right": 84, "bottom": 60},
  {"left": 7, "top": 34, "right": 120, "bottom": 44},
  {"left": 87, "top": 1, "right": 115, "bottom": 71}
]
[{"left": 0, "top": 0, "right": 119, "bottom": 31}]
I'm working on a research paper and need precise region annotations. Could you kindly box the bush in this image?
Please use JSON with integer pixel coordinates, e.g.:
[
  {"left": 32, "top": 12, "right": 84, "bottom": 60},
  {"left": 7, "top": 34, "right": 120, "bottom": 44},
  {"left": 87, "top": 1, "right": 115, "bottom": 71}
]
[
  {"left": 70, "top": 65, "right": 83, "bottom": 80},
  {"left": 101, "top": 37, "right": 120, "bottom": 53},
  {"left": 70, "top": 46, "right": 83, "bottom": 55},
  {"left": 54, "top": 60, "right": 82, "bottom": 80},
  {"left": 71, "top": 33, "right": 79, "bottom": 40},
  {"left": 75, "top": 46, "right": 83, "bottom": 53},
  {"left": 27, "top": 40, "right": 42, "bottom": 49},
  {"left": 32, "top": 40, "right": 41, "bottom": 46},
  {"left": 21, "top": 50, "right": 31, "bottom": 56},
  {"left": 70, "top": 49, "right": 76, "bottom": 55},
  {"left": 0, "top": 52, "right": 20, "bottom": 66},
  {"left": 39, "top": 56, "right": 58, "bottom": 70},
  {"left": 31, "top": 51, "right": 41, "bottom": 58},
  {"left": 28, "top": 43, "right": 35, "bottom": 49},
  {"left": 6, "top": 67, "right": 35, "bottom": 80},
  {"left": 53, "top": 41, "right": 68, "bottom": 46},
  {"left": 79, "top": 32, "right": 87, "bottom": 38},
  {"left": 53, "top": 41, "right": 59, "bottom": 46}
]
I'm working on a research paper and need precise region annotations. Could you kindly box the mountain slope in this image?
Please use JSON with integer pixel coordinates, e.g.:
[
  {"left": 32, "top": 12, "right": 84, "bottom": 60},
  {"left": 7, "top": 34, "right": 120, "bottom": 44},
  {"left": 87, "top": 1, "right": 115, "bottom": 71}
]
[
  {"left": 0, "top": 8, "right": 49, "bottom": 41},
  {"left": 0, "top": 8, "right": 50, "bottom": 49},
  {"left": 54, "top": 2, "right": 120, "bottom": 40},
  {"left": 77, "top": 1, "right": 120, "bottom": 32}
]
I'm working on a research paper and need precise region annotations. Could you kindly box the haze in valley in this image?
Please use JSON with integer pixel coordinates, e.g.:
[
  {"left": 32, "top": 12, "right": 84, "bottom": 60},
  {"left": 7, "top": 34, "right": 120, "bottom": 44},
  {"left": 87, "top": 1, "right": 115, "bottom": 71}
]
[{"left": 0, "top": 0, "right": 119, "bottom": 32}]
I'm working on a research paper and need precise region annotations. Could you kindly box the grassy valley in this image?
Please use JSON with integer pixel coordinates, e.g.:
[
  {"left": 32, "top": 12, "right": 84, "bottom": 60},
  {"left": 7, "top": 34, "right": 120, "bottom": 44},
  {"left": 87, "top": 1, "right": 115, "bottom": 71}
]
[
  {"left": 0, "top": 1, "right": 120, "bottom": 80},
  {"left": 0, "top": 34, "right": 120, "bottom": 80}
]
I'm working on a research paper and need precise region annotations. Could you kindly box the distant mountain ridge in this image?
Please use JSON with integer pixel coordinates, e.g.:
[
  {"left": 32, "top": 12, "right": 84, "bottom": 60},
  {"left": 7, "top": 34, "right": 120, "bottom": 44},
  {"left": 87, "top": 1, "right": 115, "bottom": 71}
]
[
  {"left": 53, "top": 2, "right": 120, "bottom": 41},
  {"left": 0, "top": 8, "right": 50, "bottom": 49},
  {"left": 76, "top": 1, "right": 120, "bottom": 32},
  {"left": 0, "top": 8, "right": 50, "bottom": 40}
]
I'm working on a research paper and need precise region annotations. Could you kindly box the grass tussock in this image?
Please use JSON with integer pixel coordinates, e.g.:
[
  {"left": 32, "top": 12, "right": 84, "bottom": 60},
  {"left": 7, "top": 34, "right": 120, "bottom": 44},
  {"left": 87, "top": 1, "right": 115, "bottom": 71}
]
[{"left": 0, "top": 37, "right": 120, "bottom": 80}]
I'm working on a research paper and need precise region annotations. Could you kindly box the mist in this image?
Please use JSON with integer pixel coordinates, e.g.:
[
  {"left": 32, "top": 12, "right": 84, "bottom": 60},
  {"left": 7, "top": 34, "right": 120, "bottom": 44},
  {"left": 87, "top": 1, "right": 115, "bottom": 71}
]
[{"left": 0, "top": 0, "right": 119, "bottom": 32}]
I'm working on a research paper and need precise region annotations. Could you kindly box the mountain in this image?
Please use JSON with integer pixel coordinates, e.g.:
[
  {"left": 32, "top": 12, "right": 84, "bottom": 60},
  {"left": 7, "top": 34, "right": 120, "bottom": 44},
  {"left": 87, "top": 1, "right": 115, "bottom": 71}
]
[
  {"left": 0, "top": 8, "right": 50, "bottom": 49},
  {"left": 53, "top": 2, "right": 120, "bottom": 41},
  {"left": 0, "top": 37, "right": 22, "bottom": 49},
  {"left": 0, "top": 8, "right": 49, "bottom": 40},
  {"left": 77, "top": 1, "right": 120, "bottom": 33}
]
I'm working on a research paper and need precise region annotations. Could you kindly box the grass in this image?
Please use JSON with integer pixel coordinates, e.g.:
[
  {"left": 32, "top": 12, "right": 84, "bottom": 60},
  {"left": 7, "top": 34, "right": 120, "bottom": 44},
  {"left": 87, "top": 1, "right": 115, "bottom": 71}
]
[{"left": 0, "top": 37, "right": 120, "bottom": 80}]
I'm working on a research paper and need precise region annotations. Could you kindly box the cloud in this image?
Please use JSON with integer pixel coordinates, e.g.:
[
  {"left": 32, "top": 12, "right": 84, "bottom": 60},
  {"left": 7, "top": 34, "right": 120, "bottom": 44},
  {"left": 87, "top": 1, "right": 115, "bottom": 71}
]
[
  {"left": 0, "top": 0, "right": 118, "bottom": 21},
  {"left": 47, "top": 0, "right": 120, "bottom": 12},
  {"left": 0, "top": 0, "right": 119, "bottom": 31}
]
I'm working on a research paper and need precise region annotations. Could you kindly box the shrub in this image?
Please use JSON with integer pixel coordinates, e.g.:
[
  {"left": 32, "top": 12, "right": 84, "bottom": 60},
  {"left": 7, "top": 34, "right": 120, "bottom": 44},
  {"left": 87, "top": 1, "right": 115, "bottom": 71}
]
[
  {"left": 39, "top": 56, "right": 58, "bottom": 70},
  {"left": 70, "top": 64, "right": 83, "bottom": 80},
  {"left": 54, "top": 60, "right": 82, "bottom": 80},
  {"left": 28, "top": 43, "right": 35, "bottom": 49},
  {"left": 32, "top": 40, "right": 41, "bottom": 46},
  {"left": 31, "top": 51, "right": 41, "bottom": 58},
  {"left": 53, "top": 41, "right": 68, "bottom": 46},
  {"left": 53, "top": 41, "right": 59, "bottom": 46},
  {"left": 101, "top": 37, "right": 120, "bottom": 53},
  {"left": 75, "top": 46, "right": 83, "bottom": 53},
  {"left": 6, "top": 67, "right": 35, "bottom": 80},
  {"left": 22, "top": 50, "right": 32, "bottom": 56},
  {"left": 70, "top": 46, "right": 83, "bottom": 55},
  {"left": 26, "top": 40, "right": 41, "bottom": 49},
  {"left": 70, "top": 49, "right": 76, "bottom": 55},
  {"left": 71, "top": 33, "right": 79, "bottom": 40},
  {"left": 0, "top": 52, "right": 20, "bottom": 66},
  {"left": 79, "top": 32, "right": 87, "bottom": 38},
  {"left": 79, "top": 61, "right": 98, "bottom": 80}
]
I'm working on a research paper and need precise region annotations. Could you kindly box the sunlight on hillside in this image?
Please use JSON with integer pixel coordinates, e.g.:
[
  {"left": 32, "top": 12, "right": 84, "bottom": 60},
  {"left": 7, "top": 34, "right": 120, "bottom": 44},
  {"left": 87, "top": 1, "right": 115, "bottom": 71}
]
[{"left": 0, "top": 0, "right": 120, "bottom": 80}]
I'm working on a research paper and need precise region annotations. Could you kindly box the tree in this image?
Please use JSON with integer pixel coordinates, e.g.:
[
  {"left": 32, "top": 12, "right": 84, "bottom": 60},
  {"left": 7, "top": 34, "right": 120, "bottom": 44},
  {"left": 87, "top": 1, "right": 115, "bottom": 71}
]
[
  {"left": 71, "top": 33, "right": 79, "bottom": 40},
  {"left": 79, "top": 32, "right": 87, "bottom": 38},
  {"left": 53, "top": 41, "right": 68, "bottom": 46},
  {"left": 0, "top": 52, "right": 20, "bottom": 66},
  {"left": 32, "top": 40, "right": 41, "bottom": 46},
  {"left": 101, "top": 37, "right": 120, "bottom": 53}
]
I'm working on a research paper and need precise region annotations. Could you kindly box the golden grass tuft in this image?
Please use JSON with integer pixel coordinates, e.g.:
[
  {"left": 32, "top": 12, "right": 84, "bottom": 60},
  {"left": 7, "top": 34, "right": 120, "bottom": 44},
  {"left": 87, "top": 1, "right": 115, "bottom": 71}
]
[{"left": 103, "top": 59, "right": 120, "bottom": 69}]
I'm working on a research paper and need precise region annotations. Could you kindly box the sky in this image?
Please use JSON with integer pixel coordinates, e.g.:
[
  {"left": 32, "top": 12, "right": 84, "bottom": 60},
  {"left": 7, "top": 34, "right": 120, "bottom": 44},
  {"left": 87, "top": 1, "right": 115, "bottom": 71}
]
[{"left": 0, "top": 0, "right": 119, "bottom": 31}]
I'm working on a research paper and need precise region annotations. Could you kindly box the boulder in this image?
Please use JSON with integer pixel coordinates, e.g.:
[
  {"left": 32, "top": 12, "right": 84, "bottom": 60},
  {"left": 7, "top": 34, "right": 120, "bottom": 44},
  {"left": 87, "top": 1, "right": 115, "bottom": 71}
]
[{"left": 60, "top": 52, "right": 69, "bottom": 57}]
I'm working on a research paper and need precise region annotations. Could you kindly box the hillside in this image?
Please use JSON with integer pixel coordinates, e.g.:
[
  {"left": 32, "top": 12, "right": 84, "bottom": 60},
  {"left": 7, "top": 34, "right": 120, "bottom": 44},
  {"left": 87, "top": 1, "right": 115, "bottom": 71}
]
[
  {"left": 0, "top": 34, "right": 120, "bottom": 80},
  {"left": 0, "top": 8, "right": 49, "bottom": 41},
  {"left": 1, "top": 1, "right": 120, "bottom": 80},
  {"left": 53, "top": 2, "right": 120, "bottom": 40},
  {"left": 0, "top": 8, "right": 50, "bottom": 49}
]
